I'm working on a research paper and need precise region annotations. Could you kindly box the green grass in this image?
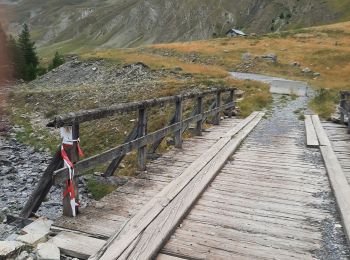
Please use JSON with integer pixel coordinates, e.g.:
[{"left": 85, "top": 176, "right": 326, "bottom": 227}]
[
  {"left": 309, "top": 88, "right": 339, "bottom": 119},
  {"left": 87, "top": 179, "right": 116, "bottom": 200}
]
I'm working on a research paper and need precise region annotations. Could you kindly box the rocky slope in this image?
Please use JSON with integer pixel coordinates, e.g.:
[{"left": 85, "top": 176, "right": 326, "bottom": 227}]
[{"left": 2, "top": 0, "right": 350, "bottom": 53}]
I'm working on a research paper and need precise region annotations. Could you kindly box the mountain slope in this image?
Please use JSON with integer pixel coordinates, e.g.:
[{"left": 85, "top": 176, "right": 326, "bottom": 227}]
[{"left": 2, "top": 0, "right": 350, "bottom": 54}]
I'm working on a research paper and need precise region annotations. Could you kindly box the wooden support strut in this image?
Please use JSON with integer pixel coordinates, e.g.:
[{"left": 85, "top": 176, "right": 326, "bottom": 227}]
[
  {"left": 174, "top": 96, "right": 183, "bottom": 148},
  {"left": 340, "top": 92, "right": 345, "bottom": 124},
  {"left": 213, "top": 91, "right": 221, "bottom": 125},
  {"left": 228, "top": 89, "right": 235, "bottom": 118},
  {"left": 196, "top": 96, "right": 203, "bottom": 136},
  {"left": 103, "top": 124, "right": 138, "bottom": 177},
  {"left": 137, "top": 107, "right": 147, "bottom": 171}
]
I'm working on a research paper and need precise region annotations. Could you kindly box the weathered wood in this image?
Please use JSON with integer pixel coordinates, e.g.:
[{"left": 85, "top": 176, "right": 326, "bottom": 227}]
[
  {"left": 195, "top": 96, "right": 203, "bottom": 136},
  {"left": 137, "top": 107, "right": 147, "bottom": 171},
  {"left": 340, "top": 92, "right": 346, "bottom": 124},
  {"left": 89, "top": 112, "right": 263, "bottom": 260},
  {"left": 157, "top": 253, "right": 187, "bottom": 260},
  {"left": 119, "top": 113, "right": 265, "bottom": 260},
  {"left": 305, "top": 115, "right": 319, "bottom": 147},
  {"left": 20, "top": 147, "right": 63, "bottom": 218},
  {"left": 50, "top": 231, "right": 106, "bottom": 259},
  {"left": 48, "top": 88, "right": 236, "bottom": 128},
  {"left": 228, "top": 89, "right": 235, "bottom": 118},
  {"left": 53, "top": 103, "right": 234, "bottom": 184},
  {"left": 311, "top": 115, "right": 332, "bottom": 147},
  {"left": 320, "top": 144, "right": 350, "bottom": 245},
  {"left": 213, "top": 91, "right": 221, "bottom": 125},
  {"left": 149, "top": 115, "right": 176, "bottom": 154},
  {"left": 174, "top": 97, "right": 183, "bottom": 148},
  {"left": 103, "top": 124, "right": 138, "bottom": 177}
]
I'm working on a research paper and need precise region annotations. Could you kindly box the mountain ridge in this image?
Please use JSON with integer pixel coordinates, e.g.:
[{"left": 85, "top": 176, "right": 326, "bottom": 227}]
[{"left": 2, "top": 0, "right": 350, "bottom": 54}]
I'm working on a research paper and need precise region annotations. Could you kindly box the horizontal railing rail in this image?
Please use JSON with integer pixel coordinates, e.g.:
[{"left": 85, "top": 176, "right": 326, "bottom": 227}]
[{"left": 21, "top": 87, "right": 236, "bottom": 218}]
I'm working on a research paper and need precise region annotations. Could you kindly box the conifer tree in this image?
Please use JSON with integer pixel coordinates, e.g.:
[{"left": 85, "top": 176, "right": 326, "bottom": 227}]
[
  {"left": 17, "top": 23, "right": 39, "bottom": 80},
  {"left": 48, "top": 51, "right": 65, "bottom": 71}
]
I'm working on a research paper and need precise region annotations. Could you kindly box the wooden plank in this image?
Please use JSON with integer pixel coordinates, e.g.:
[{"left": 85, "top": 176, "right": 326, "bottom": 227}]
[
  {"left": 50, "top": 232, "right": 106, "bottom": 259},
  {"left": 305, "top": 115, "right": 319, "bottom": 147},
  {"left": 137, "top": 107, "right": 147, "bottom": 171},
  {"left": 320, "top": 145, "right": 350, "bottom": 245},
  {"left": 174, "top": 98, "right": 183, "bottom": 148},
  {"left": 89, "top": 112, "right": 262, "bottom": 260},
  {"left": 113, "top": 113, "right": 265, "bottom": 260},
  {"left": 311, "top": 115, "right": 332, "bottom": 147}
]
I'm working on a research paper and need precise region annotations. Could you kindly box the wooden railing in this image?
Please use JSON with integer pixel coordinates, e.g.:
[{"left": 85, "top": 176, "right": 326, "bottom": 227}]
[
  {"left": 20, "top": 88, "right": 236, "bottom": 218},
  {"left": 340, "top": 91, "right": 350, "bottom": 133}
]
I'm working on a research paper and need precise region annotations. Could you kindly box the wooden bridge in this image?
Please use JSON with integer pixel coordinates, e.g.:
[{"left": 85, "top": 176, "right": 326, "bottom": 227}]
[{"left": 19, "top": 89, "right": 350, "bottom": 259}]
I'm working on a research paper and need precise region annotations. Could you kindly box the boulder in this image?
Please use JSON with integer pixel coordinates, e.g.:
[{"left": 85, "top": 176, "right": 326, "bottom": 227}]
[
  {"left": 261, "top": 53, "right": 277, "bottom": 62},
  {"left": 16, "top": 218, "right": 53, "bottom": 246},
  {"left": 36, "top": 242, "right": 60, "bottom": 260},
  {"left": 0, "top": 241, "right": 25, "bottom": 259},
  {"left": 302, "top": 67, "right": 312, "bottom": 73}
]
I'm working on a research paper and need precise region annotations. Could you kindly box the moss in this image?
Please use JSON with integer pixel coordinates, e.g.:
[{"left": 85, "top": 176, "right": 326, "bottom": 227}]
[{"left": 87, "top": 179, "right": 116, "bottom": 200}]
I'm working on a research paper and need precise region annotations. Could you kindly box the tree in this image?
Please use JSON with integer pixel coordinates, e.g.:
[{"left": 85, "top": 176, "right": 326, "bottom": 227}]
[
  {"left": 17, "top": 23, "right": 39, "bottom": 80},
  {"left": 48, "top": 51, "right": 65, "bottom": 71}
]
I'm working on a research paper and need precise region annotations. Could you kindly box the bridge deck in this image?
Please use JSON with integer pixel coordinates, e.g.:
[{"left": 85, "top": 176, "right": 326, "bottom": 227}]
[
  {"left": 52, "top": 117, "right": 244, "bottom": 238},
  {"left": 158, "top": 99, "right": 349, "bottom": 259}
]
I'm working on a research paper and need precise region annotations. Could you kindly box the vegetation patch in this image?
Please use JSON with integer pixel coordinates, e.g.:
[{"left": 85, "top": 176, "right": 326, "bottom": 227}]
[{"left": 87, "top": 179, "right": 116, "bottom": 200}]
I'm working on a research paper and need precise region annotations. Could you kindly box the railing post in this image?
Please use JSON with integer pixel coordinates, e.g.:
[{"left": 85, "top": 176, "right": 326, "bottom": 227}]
[
  {"left": 340, "top": 92, "right": 345, "bottom": 124},
  {"left": 195, "top": 96, "right": 203, "bottom": 136},
  {"left": 213, "top": 90, "right": 221, "bottom": 125},
  {"left": 228, "top": 89, "right": 235, "bottom": 118},
  {"left": 137, "top": 107, "right": 147, "bottom": 171},
  {"left": 174, "top": 96, "right": 183, "bottom": 148},
  {"left": 63, "top": 123, "right": 80, "bottom": 217}
]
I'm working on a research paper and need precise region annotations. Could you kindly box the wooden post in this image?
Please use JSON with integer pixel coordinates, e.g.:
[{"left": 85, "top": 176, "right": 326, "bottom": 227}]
[
  {"left": 174, "top": 96, "right": 183, "bottom": 148},
  {"left": 20, "top": 147, "right": 63, "bottom": 218},
  {"left": 228, "top": 89, "right": 235, "bottom": 118},
  {"left": 213, "top": 91, "right": 221, "bottom": 125},
  {"left": 63, "top": 123, "right": 80, "bottom": 217},
  {"left": 137, "top": 107, "right": 147, "bottom": 171},
  {"left": 340, "top": 92, "right": 345, "bottom": 124},
  {"left": 195, "top": 96, "right": 203, "bottom": 136}
]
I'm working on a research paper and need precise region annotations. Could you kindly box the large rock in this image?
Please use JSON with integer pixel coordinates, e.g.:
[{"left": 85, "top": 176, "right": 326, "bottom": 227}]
[
  {"left": 0, "top": 241, "right": 25, "bottom": 259},
  {"left": 16, "top": 218, "right": 53, "bottom": 246},
  {"left": 36, "top": 242, "right": 60, "bottom": 260}
]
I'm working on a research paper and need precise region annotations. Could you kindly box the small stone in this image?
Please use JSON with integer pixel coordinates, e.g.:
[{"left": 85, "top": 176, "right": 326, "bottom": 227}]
[
  {"left": 313, "top": 72, "right": 321, "bottom": 77},
  {"left": 15, "top": 250, "right": 29, "bottom": 260},
  {"left": 291, "top": 61, "right": 300, "bottom": 67},
  {"left": 241, "top": 52, "right": 252, "bottom": 62},
  {"left": 36, "top": 242, "right": 60, "bottom": 260},
  {"left": 261, "top": 53, "right": 277, "bottom": 62},
  {"left": 302, "top": 67, "right": 312, "bottom": 73},
  {"left": 92, "top": 67, "right": 97, "bottom": 71}
]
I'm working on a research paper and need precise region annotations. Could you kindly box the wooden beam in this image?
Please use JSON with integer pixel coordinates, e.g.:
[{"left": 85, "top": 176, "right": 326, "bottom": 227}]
[
  {"left": 89, "top": 111, "right": 263, "bottom": 260},
  {"left": 228, "top": 89, "right": 235, "bottom": 118},
  {"left": 53, "top": 103, "right": 234, "bottom": 184},
  {"left": 174, "top": 97, "right": 183, "bottom": 148},
  {"left": 319, "top": 145, "right": 350, "bottom": 246},
  {"left": 103, "top": 124, "right": 138, "bottom": 177},
  {"left": 195, "top": 96, "right": 203, "bottom": 136},
  {"left": 213, "top": 91, "right": 221, "bottom": 125},
  {"left": 311, "top": 115, "right": 332, "bottom": 147},
  {"left": 20, "top": 147, "right": 63, "bottom": 218},
  {"left": 137, "top": 107, "right": 147, "bottom": 171},
  {"left": 48, "top": 89, "right": 236, "bottom": 128},
  {"left": 340, "top": 92, "right": 345, "bottom": 124},
  {"left": 304, "top": 115, "right": 319, "bottom": 147}
]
